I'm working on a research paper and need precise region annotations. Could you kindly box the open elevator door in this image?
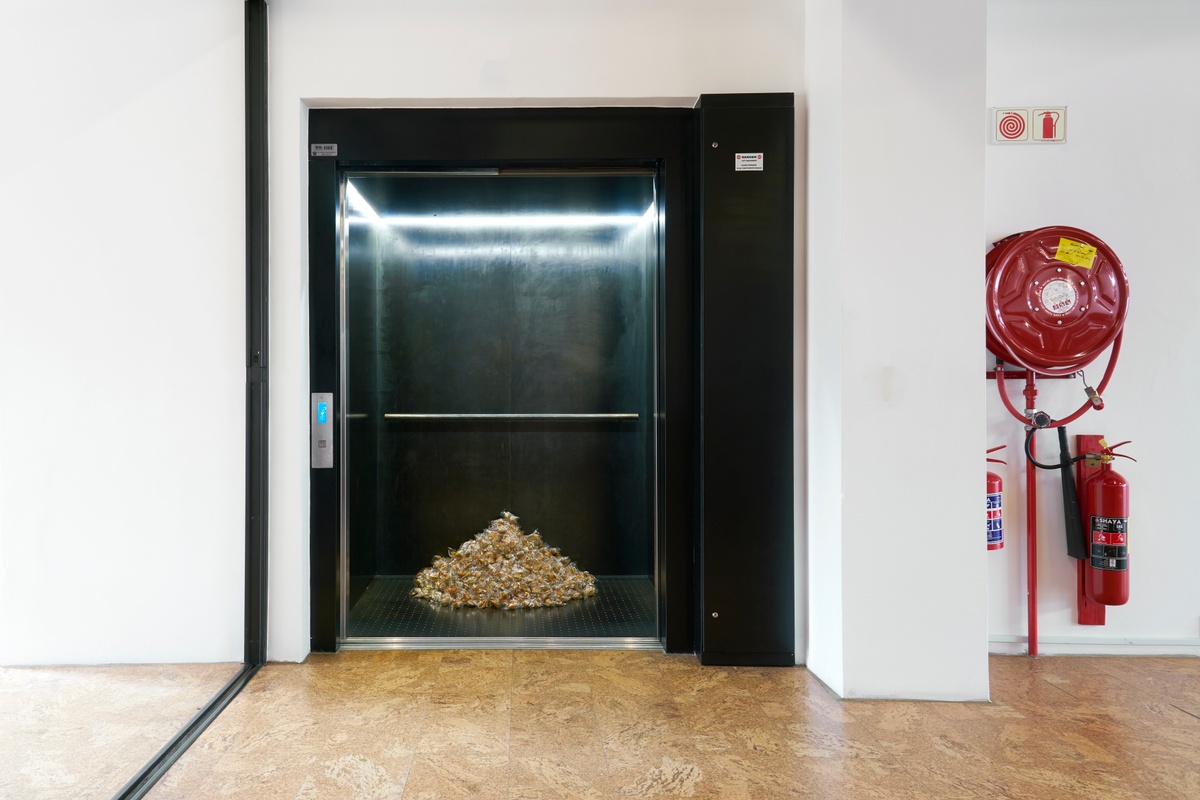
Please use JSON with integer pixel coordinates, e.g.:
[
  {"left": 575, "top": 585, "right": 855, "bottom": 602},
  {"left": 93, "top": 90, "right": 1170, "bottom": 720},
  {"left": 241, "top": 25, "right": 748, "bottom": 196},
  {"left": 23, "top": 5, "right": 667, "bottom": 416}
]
[
  {"left": 340, "top": 169, "right": 659, "bottom": 647},
  {"left": 308, "top": 108, "right": 699, "bottom": 653}
]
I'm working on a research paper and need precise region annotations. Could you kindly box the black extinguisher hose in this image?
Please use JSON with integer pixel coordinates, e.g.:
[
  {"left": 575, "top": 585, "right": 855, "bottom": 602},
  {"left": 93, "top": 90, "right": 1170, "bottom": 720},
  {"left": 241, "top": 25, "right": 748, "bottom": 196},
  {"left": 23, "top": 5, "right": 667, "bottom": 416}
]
[{"left": 1024, "top": 425, "right": 1089, "bottom": 560}]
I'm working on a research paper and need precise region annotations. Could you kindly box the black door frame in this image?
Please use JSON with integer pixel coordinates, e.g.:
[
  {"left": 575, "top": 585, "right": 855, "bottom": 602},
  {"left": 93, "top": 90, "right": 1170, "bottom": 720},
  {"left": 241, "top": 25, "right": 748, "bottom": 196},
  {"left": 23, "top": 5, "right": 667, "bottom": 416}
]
[{"left": 308, "top": 107, "right": 698, "bottom": 654}]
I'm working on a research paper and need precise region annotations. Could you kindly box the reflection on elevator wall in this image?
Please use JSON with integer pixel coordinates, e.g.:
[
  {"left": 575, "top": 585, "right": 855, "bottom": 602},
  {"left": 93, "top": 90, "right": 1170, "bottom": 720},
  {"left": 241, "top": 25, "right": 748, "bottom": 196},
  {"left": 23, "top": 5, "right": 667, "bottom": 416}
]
[{"left": 341, "top": 171, "right": 659, "bottom": 642}]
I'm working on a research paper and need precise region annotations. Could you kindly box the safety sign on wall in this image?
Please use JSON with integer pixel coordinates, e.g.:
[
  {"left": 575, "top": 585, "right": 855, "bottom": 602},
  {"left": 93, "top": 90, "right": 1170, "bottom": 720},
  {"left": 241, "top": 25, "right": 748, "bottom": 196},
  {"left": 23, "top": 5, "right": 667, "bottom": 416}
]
[
  {"left": 735, "top": 153, "right": 764, "bottom": 171},
  {"left": 992, "top": 107, "right": 1067, "bottom": 144}
]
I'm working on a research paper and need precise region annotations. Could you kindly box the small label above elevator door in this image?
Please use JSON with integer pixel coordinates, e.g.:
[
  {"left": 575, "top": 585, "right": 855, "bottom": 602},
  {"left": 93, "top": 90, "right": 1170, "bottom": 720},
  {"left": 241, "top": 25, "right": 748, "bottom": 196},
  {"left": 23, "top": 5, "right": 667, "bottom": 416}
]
[
  {"left": 311, "top": 143, "right": 338, "bottom": 157},
  {"left": 735, "top": 153, "right": 764, "bottom": 171}
]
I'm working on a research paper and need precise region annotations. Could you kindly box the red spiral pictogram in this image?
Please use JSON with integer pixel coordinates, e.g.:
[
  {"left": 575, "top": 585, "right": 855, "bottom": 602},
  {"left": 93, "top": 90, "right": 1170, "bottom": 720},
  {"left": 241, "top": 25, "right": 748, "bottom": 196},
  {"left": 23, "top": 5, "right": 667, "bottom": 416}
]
[{"left": 998, "top": 112, "right": 1026, "bottom": 140}]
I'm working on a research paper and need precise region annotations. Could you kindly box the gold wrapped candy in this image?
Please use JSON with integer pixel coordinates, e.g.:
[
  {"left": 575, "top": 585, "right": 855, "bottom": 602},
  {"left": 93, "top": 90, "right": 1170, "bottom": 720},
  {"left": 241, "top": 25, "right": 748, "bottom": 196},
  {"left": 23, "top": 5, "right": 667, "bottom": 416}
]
[{"left": 412, "top": 511, "right": 597, "bottom": 609}]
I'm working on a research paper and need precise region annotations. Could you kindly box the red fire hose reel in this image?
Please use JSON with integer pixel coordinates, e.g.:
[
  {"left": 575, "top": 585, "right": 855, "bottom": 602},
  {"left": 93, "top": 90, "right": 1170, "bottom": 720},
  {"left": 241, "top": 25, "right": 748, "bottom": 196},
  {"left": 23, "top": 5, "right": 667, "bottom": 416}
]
[
  {"left": 985, "top": 227, "right": 1134, "bottom": 653},
  {"left": 988, "top": 227, "right": 1130, "bottom": 428},
  {"left": 986, "top": 226, "right": 1130, "bottom": 377}
]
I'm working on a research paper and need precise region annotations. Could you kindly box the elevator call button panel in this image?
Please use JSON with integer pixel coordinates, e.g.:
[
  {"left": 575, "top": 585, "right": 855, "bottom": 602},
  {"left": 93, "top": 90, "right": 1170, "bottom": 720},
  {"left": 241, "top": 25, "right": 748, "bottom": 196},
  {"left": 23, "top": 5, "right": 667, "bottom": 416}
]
[{"left": 311, "top": 392, "right": 333, "bottom": 468}]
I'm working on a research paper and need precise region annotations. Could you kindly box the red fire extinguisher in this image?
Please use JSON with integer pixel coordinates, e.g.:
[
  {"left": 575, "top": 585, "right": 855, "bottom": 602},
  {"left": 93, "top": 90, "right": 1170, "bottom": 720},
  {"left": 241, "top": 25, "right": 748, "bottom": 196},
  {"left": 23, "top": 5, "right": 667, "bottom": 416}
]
[
  {"left": 986, "top": 446, "right": 1006, "bottom": 550},
  {"left": 1085, "top": 440, "right": 1135, "bottom": 605}
]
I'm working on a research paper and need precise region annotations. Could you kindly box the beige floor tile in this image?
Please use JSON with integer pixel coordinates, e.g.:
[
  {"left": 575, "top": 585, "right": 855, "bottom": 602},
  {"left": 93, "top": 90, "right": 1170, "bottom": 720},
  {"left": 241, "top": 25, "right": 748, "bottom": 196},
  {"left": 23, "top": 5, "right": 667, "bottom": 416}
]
[
  {"left": 509, "top": 745, "right": 614, "bottom": 800},
  {"left": 417, "top": 694, "right": 511, "bottom": 755},
  {"left": 510, "top": 693, "right": 600, "bottom": 749},
  {"left": 512, "top": 657, "right": 595, "bottom": 696},
  {"left": 610, "top": 751, "right": 706, "bottom": 798},
  {"left": 403, "top": 752, "right": 510, "bottom": 798}
]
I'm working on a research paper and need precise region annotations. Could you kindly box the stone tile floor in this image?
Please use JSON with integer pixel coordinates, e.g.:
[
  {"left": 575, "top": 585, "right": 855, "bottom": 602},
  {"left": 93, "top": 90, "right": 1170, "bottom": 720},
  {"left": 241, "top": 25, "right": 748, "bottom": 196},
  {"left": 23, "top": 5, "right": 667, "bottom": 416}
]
[
  {"left": 0, "top": 662, "right": 238, "bottom": 800},
  {"left": 138, "top": 651, "right": 1199, "bottom": 799}
]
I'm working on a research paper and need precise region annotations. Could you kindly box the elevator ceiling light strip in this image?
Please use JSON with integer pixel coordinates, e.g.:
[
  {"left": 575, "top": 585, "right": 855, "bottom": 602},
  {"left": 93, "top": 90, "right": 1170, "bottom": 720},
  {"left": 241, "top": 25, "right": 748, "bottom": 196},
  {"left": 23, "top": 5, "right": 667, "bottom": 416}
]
[
  {"left": 347, "top": 212, "right": 649, "bottom": 228},
  {"left": 384, "top": 413, "right": 638, "bottom": 420},
  {"left": 362, "top": 169, "right": 501, "bottom": 177},
  {"left": 495, "top": 168, "right": 657, "bottom": 177},
  {"left": 346, "top": 168, "right": 655, "bottom": 178},
  {"left": 392, "top": 244, "right": 637, "bottom": 259}
]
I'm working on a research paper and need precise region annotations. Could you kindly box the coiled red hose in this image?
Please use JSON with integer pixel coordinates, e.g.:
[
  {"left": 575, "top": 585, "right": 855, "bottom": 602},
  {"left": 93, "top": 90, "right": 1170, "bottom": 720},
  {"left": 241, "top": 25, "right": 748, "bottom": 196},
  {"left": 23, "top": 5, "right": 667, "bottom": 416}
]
[{"left": 994, "top": 330, "right": 1123, "bottom": 427}]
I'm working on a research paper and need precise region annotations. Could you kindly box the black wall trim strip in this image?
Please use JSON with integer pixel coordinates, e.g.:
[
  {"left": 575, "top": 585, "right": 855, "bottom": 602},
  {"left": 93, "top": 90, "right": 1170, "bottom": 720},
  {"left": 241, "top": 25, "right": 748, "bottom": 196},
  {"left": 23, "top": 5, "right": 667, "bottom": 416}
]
[
  {"left": 110, "top": 665, "right": 262, "bottom": 799},
  {"left": 110, "top": 2, "right": 270, "bottom": 797},
  {"left": 244, "top": 0, "right": 270, "bottom": 671}
]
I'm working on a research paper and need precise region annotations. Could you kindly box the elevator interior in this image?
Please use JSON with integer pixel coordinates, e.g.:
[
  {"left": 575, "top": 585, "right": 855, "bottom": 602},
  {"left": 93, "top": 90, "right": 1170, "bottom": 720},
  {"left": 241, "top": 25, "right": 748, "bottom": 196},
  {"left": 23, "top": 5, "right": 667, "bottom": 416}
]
[{"left": 340, "top": 170, "right": 659, "bottom": 646}]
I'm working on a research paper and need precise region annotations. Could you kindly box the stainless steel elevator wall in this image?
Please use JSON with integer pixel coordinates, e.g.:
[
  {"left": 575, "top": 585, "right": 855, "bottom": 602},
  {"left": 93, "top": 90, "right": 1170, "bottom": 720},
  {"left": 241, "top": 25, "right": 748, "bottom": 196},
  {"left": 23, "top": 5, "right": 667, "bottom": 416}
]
[{"left": 343, "top": 172, "right": 658, "bottom": 607}]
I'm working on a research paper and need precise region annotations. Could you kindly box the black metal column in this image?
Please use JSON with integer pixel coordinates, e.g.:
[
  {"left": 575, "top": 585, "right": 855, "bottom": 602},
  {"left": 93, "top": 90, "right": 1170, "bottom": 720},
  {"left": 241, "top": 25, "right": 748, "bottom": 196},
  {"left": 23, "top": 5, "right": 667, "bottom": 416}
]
[
  {"left": 306, "top": 151, "right": 338, "bottom": 653},
  {"left": 695, "top": 93, "right": 795, "bottom": 666}
]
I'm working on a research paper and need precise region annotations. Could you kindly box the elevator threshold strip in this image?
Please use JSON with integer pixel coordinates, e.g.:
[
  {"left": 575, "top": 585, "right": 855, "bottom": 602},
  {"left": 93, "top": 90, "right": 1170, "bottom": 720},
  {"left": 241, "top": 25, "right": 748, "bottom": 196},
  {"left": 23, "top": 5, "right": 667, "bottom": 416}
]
[
  {"left": 339, "top": 636, "right": 661, "bottom": 651},
  {"left": 345, "top": 575, "right": 656, "bottom": 643}
]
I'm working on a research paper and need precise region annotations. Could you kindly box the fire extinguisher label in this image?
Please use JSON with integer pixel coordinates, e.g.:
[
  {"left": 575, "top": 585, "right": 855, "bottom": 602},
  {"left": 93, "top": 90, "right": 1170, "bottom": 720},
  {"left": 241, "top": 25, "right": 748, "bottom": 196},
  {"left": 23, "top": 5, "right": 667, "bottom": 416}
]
[
  {"left": 1090, "top": 516, "right": 1128, "bottom": 571},
  {"left": 986, "top": 492, "right": 1003, "bottom": 546}
]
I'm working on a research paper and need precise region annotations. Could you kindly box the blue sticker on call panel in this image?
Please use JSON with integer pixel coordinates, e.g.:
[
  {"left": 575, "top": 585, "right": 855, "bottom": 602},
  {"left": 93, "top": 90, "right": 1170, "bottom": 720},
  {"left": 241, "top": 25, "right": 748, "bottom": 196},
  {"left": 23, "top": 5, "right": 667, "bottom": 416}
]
[{"left": 318, "top": 402, "right": 327, "bottom": 424}]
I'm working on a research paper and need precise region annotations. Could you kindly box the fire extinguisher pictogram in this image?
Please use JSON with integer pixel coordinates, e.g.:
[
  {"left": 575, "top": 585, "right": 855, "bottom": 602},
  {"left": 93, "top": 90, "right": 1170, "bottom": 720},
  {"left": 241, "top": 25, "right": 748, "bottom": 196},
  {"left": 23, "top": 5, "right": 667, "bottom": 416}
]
[
  {"left": 1040, "top": 111, "right": 1059, "bottom": 140},
  {"left": 986, "top": 446, "right": 1006, "bottom": 550},
  {"left": 1084, "top": 440, "right": 1135, "bottom": 605}
]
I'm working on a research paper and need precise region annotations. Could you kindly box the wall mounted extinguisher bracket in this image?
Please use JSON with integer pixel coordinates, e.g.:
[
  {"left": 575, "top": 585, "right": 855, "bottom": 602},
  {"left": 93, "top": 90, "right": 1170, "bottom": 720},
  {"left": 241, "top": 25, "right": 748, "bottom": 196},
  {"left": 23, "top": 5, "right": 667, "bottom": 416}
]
[
  {"left": 1074, "top": 434, "right": 1109, "bottom": 625},
  {"left": 1076, "top": 436, "right": 1135, "bottom": 621}
]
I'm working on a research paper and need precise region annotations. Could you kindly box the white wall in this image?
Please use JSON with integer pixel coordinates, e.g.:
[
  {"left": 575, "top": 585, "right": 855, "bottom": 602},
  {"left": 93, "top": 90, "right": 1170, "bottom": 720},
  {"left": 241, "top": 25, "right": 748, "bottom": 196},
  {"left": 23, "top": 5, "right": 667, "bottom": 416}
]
[
  {"left": 986, "top": 0, "right": 1200, "bottom": 655},
  {"left": 0, "top": 2, "right": 245, "bottom": 664},
  {"left": 804, "top": 0, "right": 845, "bottom": 697},
  {"left": 807, "top": 0, "right": 991, "bottom": 699},
  {"left": 267, "top": 0, "right": 806, "bottom": 662}
]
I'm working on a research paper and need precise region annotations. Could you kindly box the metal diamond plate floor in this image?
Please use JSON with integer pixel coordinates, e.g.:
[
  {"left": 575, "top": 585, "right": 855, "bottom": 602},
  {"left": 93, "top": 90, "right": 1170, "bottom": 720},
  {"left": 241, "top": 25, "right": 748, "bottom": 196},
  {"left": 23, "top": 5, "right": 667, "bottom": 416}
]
[{"left": 346, "top": 575, "right": 656, "bottom": 639}]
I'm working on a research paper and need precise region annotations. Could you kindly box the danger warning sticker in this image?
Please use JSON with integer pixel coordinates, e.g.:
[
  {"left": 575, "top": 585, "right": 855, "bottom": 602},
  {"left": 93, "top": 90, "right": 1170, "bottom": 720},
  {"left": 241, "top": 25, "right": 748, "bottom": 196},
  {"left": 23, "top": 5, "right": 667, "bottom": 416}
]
[{"left": 735, "top": 153, "right": 764, "bottom": 172}]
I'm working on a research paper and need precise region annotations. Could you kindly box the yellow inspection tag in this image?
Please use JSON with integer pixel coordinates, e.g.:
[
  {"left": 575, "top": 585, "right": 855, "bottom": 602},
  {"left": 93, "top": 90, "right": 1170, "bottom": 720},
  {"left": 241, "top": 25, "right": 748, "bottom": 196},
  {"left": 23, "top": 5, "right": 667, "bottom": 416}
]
[{"left": 1056, "top": 237, "right": 1098, "bottom": 269}]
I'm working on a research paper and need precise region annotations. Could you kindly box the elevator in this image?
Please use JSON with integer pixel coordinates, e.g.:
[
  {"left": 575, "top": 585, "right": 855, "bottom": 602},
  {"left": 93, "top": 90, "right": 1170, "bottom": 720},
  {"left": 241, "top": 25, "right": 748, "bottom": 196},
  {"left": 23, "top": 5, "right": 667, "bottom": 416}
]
[{"left": 310, "top": 99, "right": 796, "bottom": 664}]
